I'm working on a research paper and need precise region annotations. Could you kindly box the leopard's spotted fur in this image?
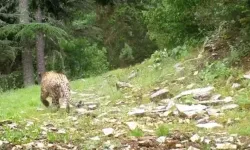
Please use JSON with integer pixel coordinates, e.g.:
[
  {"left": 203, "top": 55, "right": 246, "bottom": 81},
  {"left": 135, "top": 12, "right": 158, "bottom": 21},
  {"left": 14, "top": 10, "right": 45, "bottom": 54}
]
[{"left": 40, "top": 71, "right": 72, "bottom": 113}]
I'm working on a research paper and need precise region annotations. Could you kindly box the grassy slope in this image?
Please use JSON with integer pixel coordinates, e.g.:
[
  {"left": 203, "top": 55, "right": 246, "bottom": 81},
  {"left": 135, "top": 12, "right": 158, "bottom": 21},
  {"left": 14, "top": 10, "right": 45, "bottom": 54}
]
[{"left": 1, "top": 51, "right": 250, "bottom": 148}]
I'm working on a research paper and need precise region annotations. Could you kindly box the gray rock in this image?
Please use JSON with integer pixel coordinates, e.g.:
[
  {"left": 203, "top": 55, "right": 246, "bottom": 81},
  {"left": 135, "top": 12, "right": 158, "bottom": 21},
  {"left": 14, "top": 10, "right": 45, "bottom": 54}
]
[
  {"left": 125, "top": 122, "right": 138, "bottom": 130},
  {"left": 150, "top": 88, "right": 170, "bottom": 102},
  {"left": 156, "top": 136, "right": 166, "bottom": 143},
  {"left": 188, "top": 146, "right": 200, "bottom": 150},
  {"left": 221, "top": 104, "right": 239, "bottom": 111},
  {"left": 102, "top": 128, "right": 114, "bottom": 136},
  {"left": 243, "top": 74, "right": 250, "bottom": 79},
  {"left": 215, "top": 143, "right": 237, "bottom": 149},
  {"left": 211, "top": 94, "right": 222, "bottom": 101},
  {"left": 207, "top": 108, "right": 221, "bottom": 116},
  {"left": 128, "top": 70, "right": 138, "bottom": 80},
  {"left": 173, "top": 86, "right": 214, "bottom": 100},
  {"left": 196, "top": 122, "right": 223, "bottom": 129},
  {"left": 176, "top": 104, "right": 207, "bottom": 118},
  {"left": 190, "top": 134, "right": 200, "bottom": 142},
  {"left": 0, "top": 141, "right": 3, "bottom": 148},
  {"left": 116, "top": 81, "right": 133, "bottom": 89},
  {"left": 198, "top": 96, "right": 233, "bottom": 105},
  {"left": 232, "top": 83, "right": 241, "bottom": 89},
  {"left": 128, "top": 108, "right": 145, "bottom": 116},
  {"left": 88, "top": 104, "right": 98, "bottom": 110}
]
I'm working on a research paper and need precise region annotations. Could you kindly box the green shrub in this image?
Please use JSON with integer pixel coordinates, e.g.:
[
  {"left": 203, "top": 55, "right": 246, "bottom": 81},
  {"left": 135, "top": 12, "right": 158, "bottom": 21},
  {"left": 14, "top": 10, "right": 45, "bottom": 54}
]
[
  {"left": 200, "top": 61, "right": 232, "bottom": 82},
  {"left": 129, "top": 128, "right": 144, "bottom": 137},
  {"left": 59, "top": 39, "right": 109, "bottom": 79},
  {"left": 0, "top": 71, "right": 23, "bottom": 92}
]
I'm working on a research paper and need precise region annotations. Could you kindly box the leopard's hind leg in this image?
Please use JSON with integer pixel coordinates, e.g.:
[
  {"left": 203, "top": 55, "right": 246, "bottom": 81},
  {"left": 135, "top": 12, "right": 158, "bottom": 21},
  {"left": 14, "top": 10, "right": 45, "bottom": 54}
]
[
  {"left": 51, "top": 95, "right": 60, "bottom": 112},
  {"left": 41, "top": 89, "right": 49, "bottom": 107}
]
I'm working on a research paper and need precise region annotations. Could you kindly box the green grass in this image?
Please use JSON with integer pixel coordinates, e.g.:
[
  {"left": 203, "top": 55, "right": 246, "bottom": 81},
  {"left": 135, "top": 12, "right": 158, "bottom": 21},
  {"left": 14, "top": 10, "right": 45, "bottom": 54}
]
[
  {"left": 155, "top": 124, "right": 170, "bottom": 137},
  {"left": 129, "top": 127, "right": 144, "bottom": 137}
]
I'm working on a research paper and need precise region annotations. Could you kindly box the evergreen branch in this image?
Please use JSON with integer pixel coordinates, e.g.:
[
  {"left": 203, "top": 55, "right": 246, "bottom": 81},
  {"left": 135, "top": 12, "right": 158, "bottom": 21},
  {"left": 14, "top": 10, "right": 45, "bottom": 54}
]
[{"left": 0, "top": 23, "right": 70, "bottom": 41}]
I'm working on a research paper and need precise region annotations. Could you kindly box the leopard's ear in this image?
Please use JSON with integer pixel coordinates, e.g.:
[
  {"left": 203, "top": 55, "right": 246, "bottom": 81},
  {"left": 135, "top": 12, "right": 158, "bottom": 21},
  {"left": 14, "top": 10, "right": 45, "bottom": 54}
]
[
  {"left": 38, "top": 72, "right": 46, "bottom": 78},
  {"left": 38, "top": 72, "right": 42, "bottom": 78}
]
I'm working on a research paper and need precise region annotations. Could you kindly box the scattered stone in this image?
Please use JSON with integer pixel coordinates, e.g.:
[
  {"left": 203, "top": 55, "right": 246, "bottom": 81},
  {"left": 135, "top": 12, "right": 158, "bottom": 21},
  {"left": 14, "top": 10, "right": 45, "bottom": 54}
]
[
  {"left": 36, "top": 108, "right": 44, "bottom": 111},
  {"left": 57, "top": 128, "right": 66, "bottom": 134},
  {"left": 190, "top": 134, "right": 200, "bottom": 142},
  {"left": 150, "top": 88, "right": 170, "bottom": 102},
  {"left": 204, "top": 139, "right": 211, "bottom": 144},
  {"left": 232, "top": 83, "right": 241, "bottom": 89},
  {"left": 128, "top": 70, "right": 138, "bottom": 79},
  {"left": 173, "top": 86, "right": 214, "bottom": 100},
  {"left": 186, "top": 83, "right": 195, "bottom": 89},
  {"left": 90, "top": 136, "right": 100, "bottom": 141},
  {"left": 76, "top": 108, "right": 87, "bottom": 114},
  {"left": 197, "top": 116, "right": 210, "bottom": 124},
  {"left": 12, "top": 145, "right": 22, "bottom": 150},
  {"left": 0, "top": 120, "right": 12, "bottom": 126},
  {"left": 78, "top": 93, "right": 96, "bottom": 97},
  {"left": 88, "top": 104, "right": 98, "bottom": 110},
  {"left": 175, "top": 143, "right": 183, "bottom": 148},
  {"left": 193, "top": 71, "right": 199, "bottom": 76},
  {"left": 207, "top": 108, "right": 221, "bottom": 117},
  {"left": 215, "top": 143, "right": 237, "bottom": 149},
  {"left": 221, "top": 104, "right": 239, "bottom": 111},
  {"left": 243, "top": 73, "right": 250, "bottom": 79},
  {"left": 125, "top": 122, "right": 138, "bottom": 130},
  {"left": 128, "top": 108, "right": 145, "bottom": 116},
  {"left": 215, "top": 136, "right": 234, "bottom": 143},
  {"left": 188, "top": 146, "right": 200, "bottom": 150},
  {"left": 176, "top": 104, "right": 207, "bottom": 118},
  {"left": 211, "top": 94, "right": 222, "bottom": 101},
  {"left": 156, "top": 136, "right": 166, "bottom": 143},
  {"left": 176, "top": 77, "right": 186, "bottom": 81},
  {"left": 116, "top": 81, "right": 133, "bottom": 89},
  {"left": 159, "top": 110, "right": 172, "bottom": 117},
  {"left": 22, "top": 142, "right": 34, "bottom": 149},
  {"left": 174, "top": 63, "right": 185, "bottom": 72},
  {"left": 198, "top": 97, "right": 233, "bottom": 105},
  {"left": 102, "top": 128, "right": 114, "bottom": 136},
  {"left": 26, "top": 121, "right": 34, "bottom": 127},
  {"left": 196, "top": 122, "right": 223, "bottom": 129},
  {"left": 70, "top": 91, "right": 77, "bottom": 94},
  {"left": 36, "top": 142, "right": 45, "bottom": 149},
  {"left": 7, "top": 123, "right": 17, "bottom": 129}
]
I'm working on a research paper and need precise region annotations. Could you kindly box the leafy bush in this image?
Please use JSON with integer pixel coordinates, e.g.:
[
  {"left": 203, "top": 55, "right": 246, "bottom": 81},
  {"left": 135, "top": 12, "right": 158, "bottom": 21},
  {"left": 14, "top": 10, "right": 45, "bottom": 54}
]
[
  {"left": 59, "top": 39, "right": 109, "bottom": 79},
  {"left": 200, "top": 61, "right": 232, "bottom": 82},
  {"left": 0, "top": 71, "right": 23, "bottom": 92}
]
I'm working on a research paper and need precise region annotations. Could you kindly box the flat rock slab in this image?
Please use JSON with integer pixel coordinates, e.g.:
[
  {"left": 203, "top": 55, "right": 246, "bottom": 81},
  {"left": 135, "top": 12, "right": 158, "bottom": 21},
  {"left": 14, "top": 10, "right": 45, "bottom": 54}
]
[
  {"left": 221, "top": 104, "right": 239, "bottom": 110},
  {"left": 102, "top": 128, "right": 114, "bottom": 136},
  {"left": 150, "top": 89, "right": 170, "bottom": 102},
  {"left": 176, "top": 104, "right": 207, "bottom": 117},
  {"left": 173, "top": 86, "right": 214, "bottom": 100},
  {"left": 216, "top": 143, "right": 237, "bottom": 149},
  {"left": 198, "top": 97, "right": 233, "bottom": 105},
  {"left": 128, "top": 108, "right": 145, "bottom": 116},
  {"left": 196, "top": 122, "right": 223, "bottom": 129}
]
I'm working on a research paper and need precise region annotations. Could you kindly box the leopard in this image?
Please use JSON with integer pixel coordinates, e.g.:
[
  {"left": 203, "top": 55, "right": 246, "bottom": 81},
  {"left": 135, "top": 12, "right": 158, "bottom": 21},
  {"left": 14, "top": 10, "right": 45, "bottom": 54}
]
[{"left": 40, "top": 71, "right": 75, "bottom": 113}]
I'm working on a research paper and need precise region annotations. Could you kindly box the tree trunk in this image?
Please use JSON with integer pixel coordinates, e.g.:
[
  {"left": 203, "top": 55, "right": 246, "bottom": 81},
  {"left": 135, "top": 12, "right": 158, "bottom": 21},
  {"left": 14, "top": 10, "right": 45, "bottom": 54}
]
[
  {"left": 19, "top": 0, "right": 34, "bottom": 87},
  {"left": 35, "top": 6, "right": 45, "bottom": 83}
]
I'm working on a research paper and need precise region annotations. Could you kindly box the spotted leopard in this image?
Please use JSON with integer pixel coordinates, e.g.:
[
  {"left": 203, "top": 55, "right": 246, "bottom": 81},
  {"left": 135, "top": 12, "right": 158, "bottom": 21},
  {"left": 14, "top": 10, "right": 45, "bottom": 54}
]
[{"left": 40, "top": 71, "right": 76, "bottom": 113}]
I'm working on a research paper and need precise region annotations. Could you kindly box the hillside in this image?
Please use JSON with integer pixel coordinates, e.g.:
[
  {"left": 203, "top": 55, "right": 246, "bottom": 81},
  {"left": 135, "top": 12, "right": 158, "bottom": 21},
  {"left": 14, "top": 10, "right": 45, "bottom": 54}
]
[{"left": 1, "top": 48, "right": 250, "bottom": 149}]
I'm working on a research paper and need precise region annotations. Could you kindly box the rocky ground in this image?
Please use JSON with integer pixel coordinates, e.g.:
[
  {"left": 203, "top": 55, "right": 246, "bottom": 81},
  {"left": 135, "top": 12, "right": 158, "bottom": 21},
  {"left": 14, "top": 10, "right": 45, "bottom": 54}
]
[{"left": 1, "top": 60, "right": 250, "bottom": 150}]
